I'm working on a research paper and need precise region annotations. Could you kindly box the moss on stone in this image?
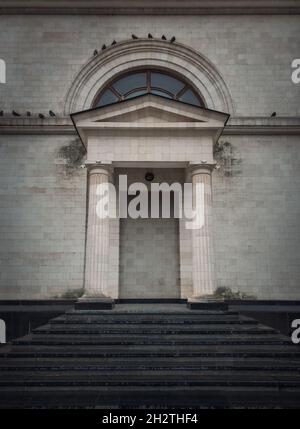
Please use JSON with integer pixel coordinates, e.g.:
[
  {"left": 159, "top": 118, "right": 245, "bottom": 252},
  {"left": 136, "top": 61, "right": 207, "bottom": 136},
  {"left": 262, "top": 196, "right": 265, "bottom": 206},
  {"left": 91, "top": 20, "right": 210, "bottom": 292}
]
[
  {"left": 214, "top": 140, "right": 242, "bottom": 177},
  {"left": 55, "top": 288, "right": 84, "bottom": 299},
  {"left": 213, "top": 286, "right": 256, "bottom": 300},
  {"left": 58, "top": 139, "right": 86, "bottom": 175}
]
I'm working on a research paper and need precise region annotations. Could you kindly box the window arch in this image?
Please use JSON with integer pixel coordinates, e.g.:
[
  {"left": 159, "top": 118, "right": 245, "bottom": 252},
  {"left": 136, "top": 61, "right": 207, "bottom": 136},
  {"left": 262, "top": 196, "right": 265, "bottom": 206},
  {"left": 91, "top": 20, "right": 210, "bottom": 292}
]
[{"left": 93, "top": 69, "right": 203, "bottom": 108}]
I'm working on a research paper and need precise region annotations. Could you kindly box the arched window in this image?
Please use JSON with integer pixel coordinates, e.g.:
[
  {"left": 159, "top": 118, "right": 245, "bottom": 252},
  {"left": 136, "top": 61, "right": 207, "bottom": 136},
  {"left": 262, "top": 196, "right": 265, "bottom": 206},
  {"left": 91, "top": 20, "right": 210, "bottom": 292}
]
[{"left": 93, "top": 69, "right": 203, "bottom": 108}]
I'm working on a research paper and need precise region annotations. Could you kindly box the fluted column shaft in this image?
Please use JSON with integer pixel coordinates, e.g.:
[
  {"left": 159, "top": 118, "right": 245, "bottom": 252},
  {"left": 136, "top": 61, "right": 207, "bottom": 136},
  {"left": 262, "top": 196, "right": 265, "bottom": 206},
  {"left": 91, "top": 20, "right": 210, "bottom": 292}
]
[
  {"left": 190, "top": 165, "right": 215, "bottom": 297},
  {"left": 84, "top": 165, "right": 112, "bottom": 297}
]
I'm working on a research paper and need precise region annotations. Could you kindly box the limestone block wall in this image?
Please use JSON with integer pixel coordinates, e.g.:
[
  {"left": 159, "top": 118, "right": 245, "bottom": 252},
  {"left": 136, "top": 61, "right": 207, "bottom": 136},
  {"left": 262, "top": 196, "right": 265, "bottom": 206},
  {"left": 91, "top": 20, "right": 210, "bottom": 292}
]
[
  {"left": 213, "top": 135, "right": 300, "bottom": 299},
  {"left": 0, "top": 15, "right": 299, "bottom": 116},
  {"left": 0, "top": 135, "right": 86, "bottom": 298},
  {"left": 0, "top": 12, "right": 299, "bottom": 299},
  {"left": 88, "top": 131, "right": 213, "bottom": 163}
]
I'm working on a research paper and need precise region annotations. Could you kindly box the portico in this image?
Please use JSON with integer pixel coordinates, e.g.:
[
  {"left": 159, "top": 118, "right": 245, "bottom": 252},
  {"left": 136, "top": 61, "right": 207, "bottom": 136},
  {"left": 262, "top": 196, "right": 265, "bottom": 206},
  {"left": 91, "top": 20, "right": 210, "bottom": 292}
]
[{"left": 72, "top": 94, "right": 229, "bottom": 300}]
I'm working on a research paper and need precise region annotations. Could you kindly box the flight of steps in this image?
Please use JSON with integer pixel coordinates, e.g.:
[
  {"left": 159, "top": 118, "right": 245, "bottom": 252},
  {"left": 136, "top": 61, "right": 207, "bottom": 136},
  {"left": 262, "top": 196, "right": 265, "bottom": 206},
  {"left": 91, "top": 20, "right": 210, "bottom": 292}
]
[{"left": 0, "top": 303, "right": 300, "bottom": 408}]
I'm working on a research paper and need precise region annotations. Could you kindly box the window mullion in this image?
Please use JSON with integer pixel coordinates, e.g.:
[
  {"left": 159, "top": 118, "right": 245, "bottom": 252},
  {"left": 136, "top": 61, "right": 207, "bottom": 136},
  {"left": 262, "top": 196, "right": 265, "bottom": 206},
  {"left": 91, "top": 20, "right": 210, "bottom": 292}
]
[
  {"left": 175, "top": 85, "right": 188, "bottom": 100},
  {"left": 110, "top": 86, "right": 123, "bottom": 100},
  {"left": 147, "top": 71, "right": 151, "bottom": 93}
]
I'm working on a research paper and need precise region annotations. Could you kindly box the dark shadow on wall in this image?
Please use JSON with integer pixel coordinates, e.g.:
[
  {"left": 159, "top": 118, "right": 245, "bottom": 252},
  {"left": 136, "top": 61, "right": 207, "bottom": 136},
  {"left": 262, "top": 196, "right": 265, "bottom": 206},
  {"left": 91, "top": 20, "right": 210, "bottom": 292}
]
[{"left": 0, "top": 300, "right": 75, "bottom": 342}]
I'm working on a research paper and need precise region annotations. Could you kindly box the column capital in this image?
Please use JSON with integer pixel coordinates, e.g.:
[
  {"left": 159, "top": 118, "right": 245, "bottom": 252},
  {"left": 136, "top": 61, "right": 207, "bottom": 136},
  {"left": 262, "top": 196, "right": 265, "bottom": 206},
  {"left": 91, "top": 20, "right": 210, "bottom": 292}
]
[
  {"left": 86, "top": 161, "right": 114, "bottom": 176},
  {"left": 188, "top": 162, "right": 216, "bottom": 176}
]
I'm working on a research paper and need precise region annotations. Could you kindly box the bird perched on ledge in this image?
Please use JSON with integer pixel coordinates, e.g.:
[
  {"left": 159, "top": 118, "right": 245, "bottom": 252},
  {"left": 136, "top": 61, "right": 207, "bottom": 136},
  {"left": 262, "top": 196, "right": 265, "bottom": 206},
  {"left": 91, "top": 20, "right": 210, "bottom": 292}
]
[
  {"left": 0, "top": 110, "right": 3, "bottom": 116},
  {"left": 271, "top": 112, "right": 277, "bottom": 117},
  {"left": 39, "top": 113, "right": 45, "bottom": 119},
  {"left": 102, "top": 44, "right": 106, "bottom": 50},
  {"left": 162, "top": 35, "right": 167, "bottom": 40},
  {"left": 132, "top": 34, "right": 138, "bottom": 39},
  {"left": 12, "top": 110, "right": 20, "bottom": 117},
  {"left": 111, "top": 40, "right": 117, "bottom": 46},
  {"left": 170, "top": 36, "right": 176, "bottom": 43},
  {"left": 49, "top": 110, "right": 56, "bottom": 117},
  {"left": 93, "top": 49, "right": 98, "bottom": 56},
  {"left": 148, "top": 33, "right": 153, "bottom": 39}
]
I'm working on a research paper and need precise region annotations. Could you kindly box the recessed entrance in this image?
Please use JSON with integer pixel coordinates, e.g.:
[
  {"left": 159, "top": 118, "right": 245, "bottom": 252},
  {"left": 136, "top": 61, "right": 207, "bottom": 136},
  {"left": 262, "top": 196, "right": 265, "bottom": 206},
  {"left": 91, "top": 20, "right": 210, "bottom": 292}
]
[
  {"left": 118, "top": 168, "right": 181, "bottom": 299},
  {"left": 71, "top": 93, "right": 229, "bottom": 300}
]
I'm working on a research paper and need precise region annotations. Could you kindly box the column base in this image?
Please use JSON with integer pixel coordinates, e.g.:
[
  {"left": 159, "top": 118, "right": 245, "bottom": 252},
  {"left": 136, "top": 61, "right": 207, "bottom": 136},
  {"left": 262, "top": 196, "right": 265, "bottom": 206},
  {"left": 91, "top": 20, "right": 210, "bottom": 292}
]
[
  {"left": 187, "top": 297, "right": 228, "bottom": 311},
  {"left": 75, "top": 297, "right": 115, "bottom": 310}
]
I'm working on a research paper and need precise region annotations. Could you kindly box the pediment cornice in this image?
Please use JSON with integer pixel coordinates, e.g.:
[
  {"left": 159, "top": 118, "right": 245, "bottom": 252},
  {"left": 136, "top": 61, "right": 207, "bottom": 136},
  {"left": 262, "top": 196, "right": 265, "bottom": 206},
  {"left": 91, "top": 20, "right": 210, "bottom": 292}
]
[{"left": 71, "top": 95, "right": 229, "bottom": 147}]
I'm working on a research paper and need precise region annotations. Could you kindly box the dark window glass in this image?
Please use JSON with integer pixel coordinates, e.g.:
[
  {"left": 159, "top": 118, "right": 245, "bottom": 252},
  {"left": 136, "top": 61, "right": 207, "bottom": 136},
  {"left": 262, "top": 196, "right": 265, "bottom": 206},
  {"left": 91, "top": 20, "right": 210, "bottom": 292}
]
[
  {"left": 98, "top": 89, "right": 119, "bottom": 106},
  {"left": 124, "top": 89, "right": 148, "bottom": 99},
  {"left": 94, "top": 70, "right": 202, "bottom": 107},
  {"left": 151, "top": 89, "right": 173, "bottom": 98},
  {"left": 151, "top": 72, "right": 184, "bottom": 95},
  {"left": 113, "top": 73, "right": 147, "bottom": 95},
  {"left": 179, "top": 89, "right": 201, "bottom": 106}
]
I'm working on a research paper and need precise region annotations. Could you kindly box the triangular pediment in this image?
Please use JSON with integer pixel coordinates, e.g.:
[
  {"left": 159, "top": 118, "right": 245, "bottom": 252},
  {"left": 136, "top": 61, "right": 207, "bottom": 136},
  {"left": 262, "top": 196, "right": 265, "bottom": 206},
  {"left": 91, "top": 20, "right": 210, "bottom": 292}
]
[
  {"left": 71, "top": 94, "right": 229, "bottom": 147},
  {"left": 95, "top": 106, "right": 200, "bottom": 123}
]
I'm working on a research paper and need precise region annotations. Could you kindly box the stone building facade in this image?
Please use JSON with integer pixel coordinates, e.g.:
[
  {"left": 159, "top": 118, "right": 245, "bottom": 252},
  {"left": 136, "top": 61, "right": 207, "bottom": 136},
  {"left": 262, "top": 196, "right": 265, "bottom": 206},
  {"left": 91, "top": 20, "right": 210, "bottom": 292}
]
[{"left": 0, "top": 1, "right": 299, "bottom": 300}]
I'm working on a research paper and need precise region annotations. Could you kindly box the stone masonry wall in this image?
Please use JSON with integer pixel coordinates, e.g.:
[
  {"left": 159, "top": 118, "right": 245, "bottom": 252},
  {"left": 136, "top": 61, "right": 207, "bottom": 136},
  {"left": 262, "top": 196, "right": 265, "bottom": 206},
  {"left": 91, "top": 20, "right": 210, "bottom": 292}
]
[
  {"left": 0, "top": 135, "right": 86, "bottom": 298},
  {"left": 0, "top": 15, "right": 299, "bottom": 116},
  {"left": 213, "top": 135, "right": 300, "bottom": 299},
  {"left": 0, "top": 13, "right": 299, "bottom": 298}
]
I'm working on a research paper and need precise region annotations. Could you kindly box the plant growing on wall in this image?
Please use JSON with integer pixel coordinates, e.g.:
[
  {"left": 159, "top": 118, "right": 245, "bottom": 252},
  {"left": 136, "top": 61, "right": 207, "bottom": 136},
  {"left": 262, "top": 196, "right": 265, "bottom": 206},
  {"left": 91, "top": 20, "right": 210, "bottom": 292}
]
[
  {"left": 213, "top": 286, "right": 256, "bottom": 300},
  {"left": 214, "top": 140, "right": 242, "bottom": 176},
  {"left": 58, "top": 138, "right": 86, "bottom": 175}
]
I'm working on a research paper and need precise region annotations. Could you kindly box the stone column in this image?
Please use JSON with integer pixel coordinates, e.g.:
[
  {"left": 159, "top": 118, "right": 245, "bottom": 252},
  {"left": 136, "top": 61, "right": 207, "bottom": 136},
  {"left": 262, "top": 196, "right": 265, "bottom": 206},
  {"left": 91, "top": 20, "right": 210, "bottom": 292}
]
[
  {"left": 190, "top": 164, "right": 216, "bottom": 298},
  {"left": 83, "top": 164, "right": 113, "bottom": 298}
]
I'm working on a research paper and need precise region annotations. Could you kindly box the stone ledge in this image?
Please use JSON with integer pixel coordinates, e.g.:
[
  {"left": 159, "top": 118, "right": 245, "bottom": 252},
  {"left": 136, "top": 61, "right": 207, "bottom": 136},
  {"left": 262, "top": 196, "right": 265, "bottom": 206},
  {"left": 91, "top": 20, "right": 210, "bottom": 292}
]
[
  {"left": 0, "top": 1, "right": 299, "bottom": 15},
  {"left": 1, "top": 117, "right": 300, "bottom": 136},
  {"left": 74, "top": 298, "right": 115, "bottom": 310},
  {"left": 187, "top": 298, "right": 228, "bottom": 311}
]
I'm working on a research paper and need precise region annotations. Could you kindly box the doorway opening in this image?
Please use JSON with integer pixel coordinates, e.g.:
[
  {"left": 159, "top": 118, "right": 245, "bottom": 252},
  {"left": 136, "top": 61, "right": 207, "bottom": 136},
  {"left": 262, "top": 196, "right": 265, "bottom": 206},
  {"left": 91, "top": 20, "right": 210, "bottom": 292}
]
[{"left": 118, "top": 168, "right": 182, "bottom": 299}]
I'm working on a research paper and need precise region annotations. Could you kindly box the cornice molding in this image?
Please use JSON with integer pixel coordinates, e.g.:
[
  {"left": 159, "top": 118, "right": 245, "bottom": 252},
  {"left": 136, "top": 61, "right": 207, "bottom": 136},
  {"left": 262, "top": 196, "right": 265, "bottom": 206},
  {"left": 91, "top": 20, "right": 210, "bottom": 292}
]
[
  {"left": 0, "top": 1, "right": 299, "bottom": 15},
  {"left": 1, "top": 117, "right": 300, "bottom": 136},
  {"left": 223, "top": 125, "right": 300, "bottom": 136}
]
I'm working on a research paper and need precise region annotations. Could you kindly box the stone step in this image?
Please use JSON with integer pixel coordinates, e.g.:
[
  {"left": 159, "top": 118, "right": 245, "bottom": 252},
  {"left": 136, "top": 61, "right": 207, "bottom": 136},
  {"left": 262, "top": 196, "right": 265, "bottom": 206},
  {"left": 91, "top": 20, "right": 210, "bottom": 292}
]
[
  {"left": 55, "top": 311, "right": 246, "bottom": 318},
  {"left": 0, "top": 386, "right": 299, "bottom": 409},
  {"left": 50, "top": 316, "right": 256, "bottom": 325},
  {"left": 0, "top": 358, "right": 299, "bottom": 372},
  {"left": 12, "top": 334, "right": 290, "bottom": 346},
  {"left": 2, "top": 344, "right": 299, "bottom": 359},
  {"left": 0, "top": 305, "right": 299, "bottom": 408},
  {"left": 33, "top": 324, "right": 275, "bottom": 335},
  {"left": 65, "top": 309, "right": 239, "bottom": 316},
  {"left": 1, "top": 371, "right": 300, "bottom": 387}
]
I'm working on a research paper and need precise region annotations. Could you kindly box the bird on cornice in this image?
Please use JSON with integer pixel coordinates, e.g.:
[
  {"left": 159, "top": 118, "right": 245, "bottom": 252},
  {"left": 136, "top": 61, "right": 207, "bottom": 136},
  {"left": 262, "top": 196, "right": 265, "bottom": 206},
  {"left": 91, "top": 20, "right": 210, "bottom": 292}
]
[
  {"left": 39, "top": 113, "right": 45, "bottom": 119},
  {"left": 148, "top": 33, "right": 153, "bottom": 39},
  {"left": 93, "top": 49, "right": 98, "bottom": 56},
  {"left": 49, "top": 110, "right": 56, "bottom": 117},
  {"left": 111, "top": 40, "right": 117, "bottom": 46},
  {"left": 132, "top": 34, "right": 138, "bottom": 39},
  {"left": 162, "top": 35, "right": 167, "bottom": 40},
  {"left": 102, "top": 44, "right": 106, "bottom": 50},
  {"left": 170, "top": 36, "right": 176, "bottom": 43},
  {"left": 12, "top": 110, "right": 20, "bottom": 117}
]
